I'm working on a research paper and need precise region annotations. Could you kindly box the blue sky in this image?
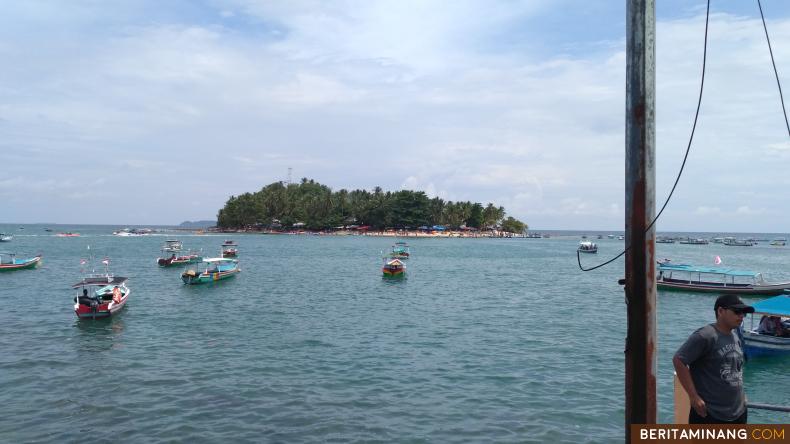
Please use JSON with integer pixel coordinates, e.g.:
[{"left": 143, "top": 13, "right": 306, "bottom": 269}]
[{"left": 2, "top": 1, "right": 790, "bottom": 231}]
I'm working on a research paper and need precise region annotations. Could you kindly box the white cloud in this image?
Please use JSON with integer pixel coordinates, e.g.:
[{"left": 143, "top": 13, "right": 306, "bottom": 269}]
[{"left": 1, "top": 3, "right": 789, "bottom": 229}]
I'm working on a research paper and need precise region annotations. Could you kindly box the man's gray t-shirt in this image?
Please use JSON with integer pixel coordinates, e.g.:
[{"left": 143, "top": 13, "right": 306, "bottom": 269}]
[{"left": 675, "top": 323, "right": 746, "bottom": 421}]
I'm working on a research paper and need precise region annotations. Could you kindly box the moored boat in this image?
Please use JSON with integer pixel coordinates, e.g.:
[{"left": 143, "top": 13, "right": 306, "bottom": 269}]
[
  {"left": 770, "top": 238, "right": 787, "bottom": 247},
  {"left": 181, "top": 257, "right": 240, "bottom": 284},
  {"left": 577, "top": 241, "right": 598, "bottom": 254},
  {"left": 743, "top": 295, "right": 790, "bottom": 358},
  {"left": 221, "top": 240, "right": 238, "bottom": 258},
  {"left": 679, "top": 237, "right": 708, "bottom": 245},
  {"left": 657, "top": 261, "right": 790, "bottom": 295},
  {"left": 382, "top": 257, "right": 405, "bottom": 278},
  {"left": 723, "top": 237, "right": 754, "bottom": 247},
  {"left": 157, "top": 250, "right": 202, "bottom": 267},
  {"left": 0, "top": 252, "right": 42, "bottom": 271},
  {"left": 162, "top": 239, "right": 183, "bottom": 252},
  {"left": 389, "top": 241, "right": 410, "bottom": 259},
  {"left": 0, "top": 233, "right": 12, "bottom": 242},
  {"left": 656, "top": 237, "right": 675, "bottom": 244},
  {"left": 73, "top": 274, "right": 130, "bottom": 319}
]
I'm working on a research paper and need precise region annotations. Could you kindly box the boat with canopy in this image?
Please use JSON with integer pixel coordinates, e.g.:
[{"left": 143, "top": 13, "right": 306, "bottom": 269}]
[
  {"left": 742, "top": 295, "right": 790, "bottom": 358},
  {"left": 657, "top": 261, "right": 790, "bottom": 295},
  {"left": 382, "top": 257, "right": 405, "bottom": 278},
  {"left": 181, "top": 257, "right": 240, "bottom": 284},
  {"left": 72, "top": 262, "right": 130, "bottom": 319}
]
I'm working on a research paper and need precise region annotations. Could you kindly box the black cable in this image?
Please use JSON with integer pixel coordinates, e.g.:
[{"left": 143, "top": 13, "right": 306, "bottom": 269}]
[
  {"left": 578, "top": 0, "right": 711, "bottom": 272},
  {"left": 757, "top": 0, "right": 790, "bottom": 138}
]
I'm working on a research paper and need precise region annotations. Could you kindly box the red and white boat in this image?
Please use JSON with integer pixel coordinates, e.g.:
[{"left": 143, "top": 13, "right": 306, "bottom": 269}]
[{"left": 73, "top": 259, "right": 130, "bottom": 319}]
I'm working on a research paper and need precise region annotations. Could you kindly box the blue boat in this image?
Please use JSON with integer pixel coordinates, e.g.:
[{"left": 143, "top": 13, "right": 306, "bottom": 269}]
[
  {"left": 657, "top": 262, "right": 790, "bottom": 295},
  {"left": 743, "top": 295, "right": 790, "bottom": 358}
]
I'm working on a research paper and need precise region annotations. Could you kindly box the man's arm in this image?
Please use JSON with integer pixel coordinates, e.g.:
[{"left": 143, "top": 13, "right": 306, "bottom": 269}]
[{"left": 673, "top": 355, "right": 707, "bottom": 417}]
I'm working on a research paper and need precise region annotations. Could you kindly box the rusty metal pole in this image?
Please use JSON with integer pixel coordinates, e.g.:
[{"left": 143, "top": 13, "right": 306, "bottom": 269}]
[{"left": 625, "top": 0, "right": 657, "bottom": 439}]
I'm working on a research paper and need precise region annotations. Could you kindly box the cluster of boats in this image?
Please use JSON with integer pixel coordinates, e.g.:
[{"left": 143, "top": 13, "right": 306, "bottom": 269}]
[
  {"left": 382, "top": 242, "right": 409, "bottom": 278},
  {"left": 657, "top": 260, "right": 790, "bottom": 358}
]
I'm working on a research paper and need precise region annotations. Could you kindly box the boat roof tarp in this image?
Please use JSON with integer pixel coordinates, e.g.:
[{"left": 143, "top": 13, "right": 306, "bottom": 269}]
[
  {"left": 752, "top": 295, "right": 790, "bottom": 316},
  {"left": 203, "top": 257, "right": 236, "bottom": 263},
  {"left": 72, "top": 276, "right": 128, "bottom": 288},
  {"left": 658, "top": 263, "right": 758, "bottom": 277}
]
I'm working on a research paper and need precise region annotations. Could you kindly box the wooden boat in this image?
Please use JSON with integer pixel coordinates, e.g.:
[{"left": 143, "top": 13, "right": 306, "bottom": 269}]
[
  {"left": 743, "top": 295, "right": 790, "bottom": 358},
  {"left": 0, "top": 233, "right": 12, "bottom": 242},
  {"left": 382, "top": 257, "right": 405, "bottom": 278},
  {"left": 0, "top": 252, "right": 42, "bottom": 271},
  {"left": 181, "top": 257, "right": 240, "bottom": 284},
  {"left": 577, "top": 241, "right": 598, "bottom": 254},
  {"left": 657, "top": 261, "right": 790, "bottom": 295},
  {"left": 389, "top": 241, "right": 410, "bottom": 259},
  {"left": 656, "top": 237, "right": 675, "bottom": 244},
  {"left": 770, "top": 238, "right": 787, "bottom": 246},
  {"left": 221, "top": 240, "right": 238, "bottom": 258},
  {"left": 157, "top": 250, "right": 202, "bottom": 267},
  {"left": 73, "top": 275, "right": 130, "bottom": 319}
]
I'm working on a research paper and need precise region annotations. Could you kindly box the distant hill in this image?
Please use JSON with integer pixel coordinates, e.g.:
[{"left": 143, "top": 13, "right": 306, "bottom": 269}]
[{"left": 178, "top": 220, "right": 216, "bottom": 228}]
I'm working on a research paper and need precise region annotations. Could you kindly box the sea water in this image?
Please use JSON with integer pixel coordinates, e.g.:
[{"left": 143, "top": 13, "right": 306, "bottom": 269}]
[{"left": 0, "top": 225, "right": 788, "bottom": 442}]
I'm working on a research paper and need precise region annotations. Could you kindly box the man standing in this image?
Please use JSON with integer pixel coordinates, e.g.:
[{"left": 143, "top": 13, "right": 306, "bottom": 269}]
[{"left": 673, "top": 294, "right": 754, "bottom": 424}]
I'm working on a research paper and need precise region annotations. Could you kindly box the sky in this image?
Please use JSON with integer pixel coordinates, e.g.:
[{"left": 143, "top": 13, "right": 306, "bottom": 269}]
[{"left": 2, "top": 0, "right": 789, "bottom": 231}]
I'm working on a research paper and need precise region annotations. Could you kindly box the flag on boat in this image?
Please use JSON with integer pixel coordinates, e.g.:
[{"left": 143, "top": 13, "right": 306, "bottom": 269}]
[
  {"left": 102, "top": 258, "right": 110, "bottom": 265},
  {"left": 714, "top": 255, "right": 722, "bottom": 265}
]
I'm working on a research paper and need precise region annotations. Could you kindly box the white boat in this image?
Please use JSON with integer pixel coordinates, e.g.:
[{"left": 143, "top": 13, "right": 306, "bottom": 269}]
[
  {"left": 0, "top": 233, "right": 12, "bottom": 242},
  {"left": 578, "top": 241, "right": 598, "bottom": 254},
  {"left": 770, "top": 238, "right": 787, "bottom": 246},
  {"left": 162, "top": 239, "right": 183, "bottom": 252}
]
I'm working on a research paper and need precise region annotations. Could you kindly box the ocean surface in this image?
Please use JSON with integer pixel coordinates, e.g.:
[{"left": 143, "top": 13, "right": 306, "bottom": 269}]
[{"left": 1, "top": 225, "right": 789, "bottom": 442}]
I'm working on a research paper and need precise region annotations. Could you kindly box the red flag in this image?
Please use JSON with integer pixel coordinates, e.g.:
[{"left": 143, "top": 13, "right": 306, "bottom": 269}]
[{"left": 714, "top": 255, "right": 722, "bottom": 265}]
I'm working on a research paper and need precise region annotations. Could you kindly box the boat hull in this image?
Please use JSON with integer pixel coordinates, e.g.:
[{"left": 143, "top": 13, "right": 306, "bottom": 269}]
[
  {"left": 157, "top": 255, "right": 202, "bottom": 267},
  {"left": 744, "top": 330, "right": 790, "bottom": 358},
  {"left": 0, "top": 256, "right": 41, "bottom": 271},
  {"left": 74, "top": 291, "right": 130, "bottom": 319},
  {"left": 657, "top": 280, "right": 790, "bottom": 296},
  {"left": 181, "top": 268, "right": 240, "bottom": 284}
]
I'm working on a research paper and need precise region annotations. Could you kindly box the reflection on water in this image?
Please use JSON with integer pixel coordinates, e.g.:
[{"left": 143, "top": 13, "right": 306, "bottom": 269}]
[{"left": 73, "top": 315, "right": 126, "bottom": 353}]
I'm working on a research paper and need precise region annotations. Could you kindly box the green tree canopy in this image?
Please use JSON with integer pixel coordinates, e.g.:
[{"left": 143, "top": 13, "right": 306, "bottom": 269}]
[{"left": 216, "top": 179, "right": 527, "bottom": 231}]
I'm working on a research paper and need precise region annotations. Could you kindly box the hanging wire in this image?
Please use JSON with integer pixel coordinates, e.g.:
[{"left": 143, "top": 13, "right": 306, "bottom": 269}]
[
  {"left": 757, "top": 0, "right": 790, "bottom": 138},
  {"left": 578, "top": 0, "right": 711, "bottom": 272}
]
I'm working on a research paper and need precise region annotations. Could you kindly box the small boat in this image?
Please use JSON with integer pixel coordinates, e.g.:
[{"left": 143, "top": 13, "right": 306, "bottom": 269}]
[
  {"left": 743, "top": 295, "right": 790, "bottom": 358},
  {"left": 617, "top": 235, "right": 624, "bottom": 240},
  {"left": 0, "top": 233, "right": 12, "bottom": 242},
  {"left": 657, "top": 261, "right": 790, "bottom": 295},
  {"left": 157, "top": 250, "right": 202, "bottom": 267},
  {"left": 678, "top": 237, "right": 708, "bottom": 245},
  {"left": 162, "top": 239, "right": 183, "bottom": 252},
  {"left": 0, "top": 252, "right": 42, "bottom": 271},
  {"left": 181, "top": 258, "right": 240, "bottom": 284},
  {"left": 221, "top": 240, "right": 238, "bottom": 258},
  {"left": 73, "top": 274, "right": 130, "bottom": 319},
  {"left": 389, "top": 241, "right": 410, "bottom": 259},
  {"left": 656, "top": 237, "right": 675, "bottom": 244},
  {"left": 723, "top": 237, "right": 754, "bottom": 247},
  {"left": 382, "top": 257, "right": 405, "bottom": 278},
  {"left": 770, "top": 238, "right": 787, "bottom": 247},
  {"left": 56, "top": 232, "right": 80, "bottom": 237},
  {"left": 577, "top": 241, "right": 598, "bottom": 254}
]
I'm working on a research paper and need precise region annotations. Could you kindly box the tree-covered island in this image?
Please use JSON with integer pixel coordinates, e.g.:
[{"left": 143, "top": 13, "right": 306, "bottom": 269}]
[{"left": 217, "top": 179, "right": 528, "bottom": 234}]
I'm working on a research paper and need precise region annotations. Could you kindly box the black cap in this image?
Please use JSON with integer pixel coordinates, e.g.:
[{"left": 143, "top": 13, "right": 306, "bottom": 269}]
[{"left": 714, "top": 294, "right": 755, "bottom": 313}]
